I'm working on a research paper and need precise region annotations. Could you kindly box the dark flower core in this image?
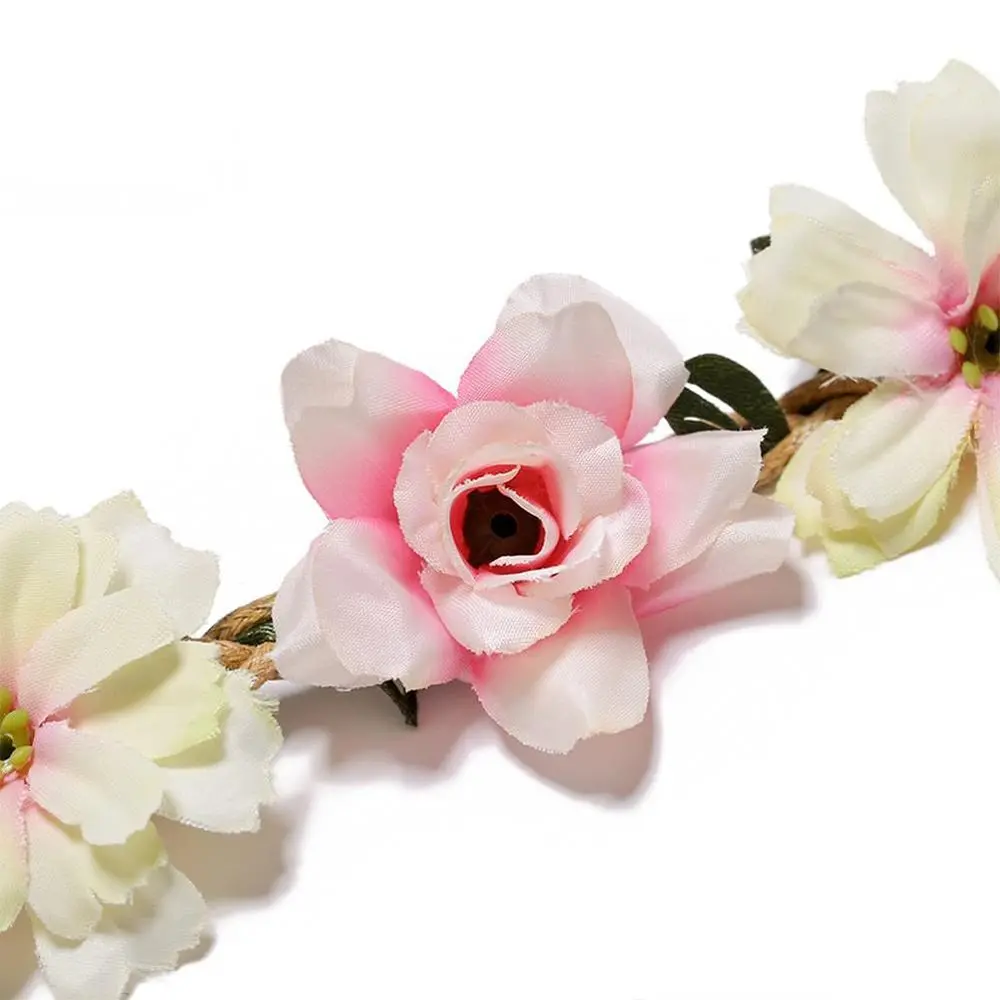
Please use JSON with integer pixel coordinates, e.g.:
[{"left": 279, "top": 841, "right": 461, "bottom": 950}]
[{"left": 463, "top": 489, "right": 542, "bottom": 569}]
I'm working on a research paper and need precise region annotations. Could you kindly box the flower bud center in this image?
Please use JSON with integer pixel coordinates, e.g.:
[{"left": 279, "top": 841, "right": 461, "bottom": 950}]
[
  {"left": 0, "top": 689, "right": 34, "bottom": 780},
  {"left": 463, "top": 489, "right": 542, "bottom": 568},
  {"left": 952, "top": 304, "right": 1000, "bottom": 388}
]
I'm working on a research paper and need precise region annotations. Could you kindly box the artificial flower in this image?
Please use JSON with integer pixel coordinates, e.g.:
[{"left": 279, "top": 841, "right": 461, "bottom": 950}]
[
  {"left": 273, "top": 274, "right": 793, "bottom": 752},
  {"left": 739, "top": 60, "right": 1000, "bottom": 578},
  {"left": 0, "top": 494, "right": 281, "bottom": 1000}
]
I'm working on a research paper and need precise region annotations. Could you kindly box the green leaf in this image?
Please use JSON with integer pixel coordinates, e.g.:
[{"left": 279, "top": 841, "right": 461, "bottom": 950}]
[
  {"left": 750, "top": 234, "right": 771, "bottom": 254},
  {"left": 675, "top": 353, "right": 790, "bottom": 453},
  {"left": 665, "top": 387, "right": 740, "bottom": 436}
]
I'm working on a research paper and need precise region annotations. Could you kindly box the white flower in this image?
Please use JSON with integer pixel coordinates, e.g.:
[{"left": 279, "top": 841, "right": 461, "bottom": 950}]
[
  {"left": 0, "top": 494, "right": 281, "bottom": 1000},
  {"left": 739, "top": 61, "right": 1000, "bottom": 577}
]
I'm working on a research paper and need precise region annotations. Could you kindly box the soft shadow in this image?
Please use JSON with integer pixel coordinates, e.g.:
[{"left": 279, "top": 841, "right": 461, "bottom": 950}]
[
  {"left": 158, "top": 798, "right": 308, "bottom": 909},
  {"left": 0, "top": 915, "right": 37, "bottom": 1000},
  {"left": 275, "top": 682, "right": 482, "bottom": 785}
]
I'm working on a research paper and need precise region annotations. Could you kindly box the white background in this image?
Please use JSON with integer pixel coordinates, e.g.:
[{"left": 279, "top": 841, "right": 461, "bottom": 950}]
[{"left": 0, "top": 3, "right": 997, "bottom": 998}]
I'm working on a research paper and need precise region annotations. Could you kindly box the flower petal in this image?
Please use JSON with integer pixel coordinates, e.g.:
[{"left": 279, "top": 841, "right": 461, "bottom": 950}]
[
  {"left": 80, "top": 493, "right": 218, "bottom": 637},
  {"left": 74, "top": 519, "right": 117, "bottom": 608},
  {"left": 283, "top": 340, "right": 455, "bottom": 521},
  {"left": 975, "top": 377, "right": 1000, "bottom": 579},
  {"left": 866, "top": 60, "right": 1000, "bottom": 284},
  {"left": 30, "top": 722, "right": 164, "bottom": 845},
  {"left": 420, "top": 566, "right": 573, "bottom": 656},
  {"left": 33, "top": 864, "right": 206, "bottom": 1000},
  {"left": 0, "top": 505, "right": 79, "bottom": 685},
  {"left": 0, "top": 783, "right": 27, "bottom": 932},
  {"left": 773, "top": 422, "right": 839, "bottom": 541},
  {"left": 788, "top": 281, "right": 954, "bottom": 378},
  {"left": 473, "top": 584, "right": 648, "bottom": 753},
  {"left": 272, "top": 544, "right": 381, "bottom": 689},
  {"left": 631, "top": 494, "right": 794, "bottom": 617},
  {"left": 157, "top": 670, "right": 279, "bottom": 833},
  {"left": 306, "top": 519, "right": 467, "bottom": 689},
  {"left": 459, "top": 299, "right": 634, "bottom": 438},
  {"left": 519, "top": 474, "right": 651, "bottom": 599},
  {"left": 69, "top": 641, "right": 225, "bottom": 761},
  {"left": 832, "top": 378, "right": 976, "bottom": 520},
  {"left": 18, "top": 588, "right": 175, "bottom": 723},
  {"left": 623, "top": 429, "right": 764, "bottom": 589},
  {"left": 739, "top": 184, "right": 940, "bottom": 358},
  {"left": 490, "top": 274, "right": 688, "bottom": 448}
]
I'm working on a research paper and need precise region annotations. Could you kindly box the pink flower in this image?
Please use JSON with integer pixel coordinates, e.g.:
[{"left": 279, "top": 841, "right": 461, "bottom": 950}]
[{"left": 273, "top": 275, "right": 793, "bottom": 752}]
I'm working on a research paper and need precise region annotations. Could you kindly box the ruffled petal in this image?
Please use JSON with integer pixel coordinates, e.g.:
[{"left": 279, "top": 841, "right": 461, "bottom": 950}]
[
  {"left": 0, "top": 505, "right": 79, "bottom": 686},
  {"left": 30, "top": 722, "right": 164, "bottom": 846},
  {"left": 80, "top": 493, "right": 218, "bottom": 637},
  {"left": 490, "top": 274, "right": 688, "bottom": 448},
  {"left": 832, "top": 378, "right": 976, "bottom": 520},
  {"left": 283, "top": 340, "right": 455, "bottom": 521},
  {"left": 18, "top": 588, "right": 175, "bottom": 723},
  {"left": 623, "top": 429, "right": 764, "bottom": 589},
  {"left": 459, "top": 298, "right": 634, "bottom": 439},
  {"left": 303, "top": 519, "right": 468, "bottom": 690},
  {"left": 69, "top": 641, "right": 225, "bottom": 761},
  {"left": 866, "top": 60, "right": 1000, "bottom": 285},
  {"left": 975, "top": 377, "right": 1000, "bottom": 579},
  {"left": 787, "top": 282, "right": 954, "bottom": 379},
  {"left": 631, "top": 495, "right": 794, "bottom": 617},
  {"left": 271, "top": 545, "right": 380, "bottom": 689},
  {"left": 33, "top": 864, "right": 206, "bottom": 1000},
  {"left": 739, "top": 184, "right": 940, "bottom": 358},
  {"left": 420, "top": 566, "right": 573, "bottom": 656},
  {"left": 157, "top": 670, "right": 280, "bottom": 834},
  {"left": 473, "top": 584, "right": 648, "bottom": 753},
  {"left": 0, "top": 783, "right": 27, "bottom": 932}
]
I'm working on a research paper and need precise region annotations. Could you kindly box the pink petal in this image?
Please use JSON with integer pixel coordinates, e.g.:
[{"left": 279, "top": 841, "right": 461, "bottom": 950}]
[
  {"left": 484, "top": 275, "right": 687, "bottom": 449},
  {"left": 308, "top": 519, "right": 467, "bottom": 690},
  {"left": 519, "top": 474, "right": 651, "bottom": 599},
  {"left": 458, "top": 300, "right": 634, "bottom": 439},
  {"left": 472, "top": 584, "right": 649, "bottom": 753},
  {"left": 623, "top": 430, "right": 764, "bottom": 589},
  {"left": 631, "top": 494, "right": 794, "bottom": 618},
  {"left": 283, "top": 340, "right": 455, "bottom": 521},
  {"left": 975, "top": 377, "right": 1000, "bottom": 579},
  {"left": 420, "top": 566, "right": 572, "bottom": 656}
]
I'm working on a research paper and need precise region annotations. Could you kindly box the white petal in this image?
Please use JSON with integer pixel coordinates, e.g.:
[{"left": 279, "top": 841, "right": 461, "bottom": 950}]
[
  {"left": 773, "top": 422, "right": 839, "bottom": 540},
  {"left": 739, "top": 184, "right": 940, "bottom": 357},
  {"left": 81, "top": 493, "right": 219, "bottom": 637},
  {"left": 833, "top": 378, "right": 976, "bottom": 519},
  {"left": 493, "top": 274, "right": 688, "bottom": 448},
  {"left": 18, "top": 587, "right": 175, "bottom": 723},
  {"left": 271, "top": 545, "right": 380, "bottom": 689},
  {"left": 0, "top": 505, "right": 79, "bottom": 684},
  {"left": 25, "top": 809, "right": 102, "bottom": 940},
  {"left": 74, "top": 520, "right": 117, "bottom": 608},
  {"left": 32, "top": 864, "right": 207, "bottom": 1000},
  {"left": 866, "top": 61, "right": 1000, "bottom": 282},
  {"left": 975, "top": 378, "right": 1000, "bottom": 579},
  {"left": 474, "top": 584, "right": 648, "bottom": 753},
  {"left": 788, "top": 281, "right": 953, "bottom": 379},
  {"left": 30, "top": 722, "right": 164, "bottom": 846},
  {"left": 631, "top": 494, "right": 794, "bottom": 617},
  {"left": 421, "top": 566, "right": 573, "bottom": 656},
  {"left": 623, "top": 430, "right": 764, "bottom": 589},
  {"left": 157, "top": 670, "right": 279, "bottom": 834},
  {"left": 0, "top": 783, "right": 27, "bottom": 931},
  {"left": 70, "top": 641, "right": 225, "bottom": 761}
]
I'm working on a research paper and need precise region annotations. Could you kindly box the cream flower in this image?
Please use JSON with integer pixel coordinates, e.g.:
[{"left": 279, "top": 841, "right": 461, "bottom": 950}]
[
  {"left": 739, "top": 61, "right": 1000, "bottom": 577},
  {"left": 0, "top": 494, "right": 281, "bottom": 1000}
]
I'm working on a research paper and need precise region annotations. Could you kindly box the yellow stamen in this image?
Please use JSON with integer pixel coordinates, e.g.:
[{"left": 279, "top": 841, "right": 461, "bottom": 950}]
[
  {"left": 978, "top": 304, "right": 1000, "bottom": 331},
  {"left": 963, "top": 361, "right": 984, "bottom": 389},
  {"left": 8, "top": 746, "right": 32, "bottom": 771},
  {"left": 0, "top": 709, "right": 28, "bottom": 737},
  {"left": 950, "top": 327, "right": 969, "bottom": 354}
]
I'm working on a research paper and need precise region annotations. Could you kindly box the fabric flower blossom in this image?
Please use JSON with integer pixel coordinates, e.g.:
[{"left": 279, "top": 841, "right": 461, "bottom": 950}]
[
  {"left": 273, "top": 274, "right": 793, "bottom": 752},
  {"left": 0, "top": 494, "right": 280, "bottom": 1000},
  {"left": 739, "top": 61, "right": 1000, "bottom": 578}
]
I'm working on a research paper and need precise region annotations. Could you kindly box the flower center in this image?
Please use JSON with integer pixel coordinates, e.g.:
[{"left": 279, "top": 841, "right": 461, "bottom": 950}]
[
  {"left": 462, "top": 489, "right": 542, "bottom": 569},
  {"left": 951, "top": 304, "right": 1000, "bottom": 388},
  {"left": 0, "top": 688, "right": 33, "bottom": 780}
]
